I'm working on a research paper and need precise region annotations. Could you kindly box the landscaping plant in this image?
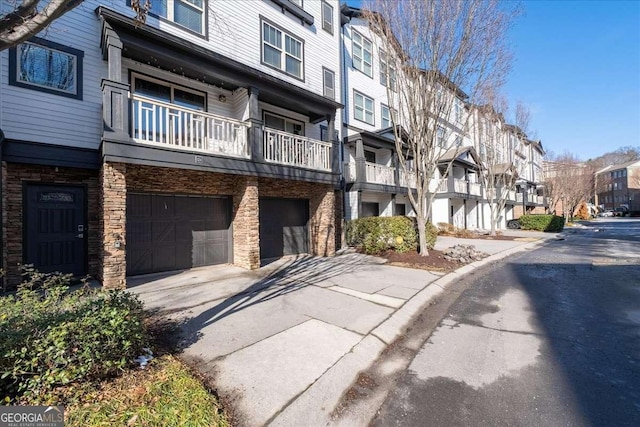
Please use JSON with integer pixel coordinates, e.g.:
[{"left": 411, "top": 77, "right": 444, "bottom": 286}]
[
  {"left": 346, "top": 216, "right": 437, "bottom": 255},
  {"left": 0, "top": 266, "right": 147, "bottom": 404}
]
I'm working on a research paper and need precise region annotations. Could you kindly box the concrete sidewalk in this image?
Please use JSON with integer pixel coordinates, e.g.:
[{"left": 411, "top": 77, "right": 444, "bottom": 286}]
[{"left": 130, "top": 230, "right": 558, "bottom": 426}]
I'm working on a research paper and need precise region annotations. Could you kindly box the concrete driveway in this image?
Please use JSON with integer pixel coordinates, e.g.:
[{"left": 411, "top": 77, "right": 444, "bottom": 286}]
[
  {"left": 129, "top": 232, "right": 553, "bottom": 426},
  {"left": 129, "top": 252, "right": 439, "bottom": 426}
]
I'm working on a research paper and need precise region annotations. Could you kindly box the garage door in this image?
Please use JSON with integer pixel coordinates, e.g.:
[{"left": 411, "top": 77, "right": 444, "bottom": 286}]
[
  {"left": 259, "top": 198, "right": 309, "bottom": 259},
  {"left": 126, "top": 194, "right": 231, "bottom": 276}
]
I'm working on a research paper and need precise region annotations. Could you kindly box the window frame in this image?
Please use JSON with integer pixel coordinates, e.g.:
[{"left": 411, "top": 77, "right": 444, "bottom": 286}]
[
  {"left": 263, "top": 110, "right": 306, "bottom": 135},
  {"left": 260, "top": 17, "right": 305, "bottom": 81},
  {"left": 322, "top": 67, "right": 335, "bottom": 100},
  {"left": 352, "top": 30, "right": 373, "bottom": 78},
  {"left": 127, "top": 0, "right": 208, "bottom": 38},
  {"left": 321, "top": 1, "right": 334, "bottom": 35},
  {"left": 381, "top": 104, "right": 391, "bottom": 128},
  {"left": 353, "top": 90, "right": 375, "bottom": 125},
  {"left": 9, "top": 37, "right": 84, "bottom": 100},
  {"left": 130, "top": 72, "right": 207, "bottom": 110},
  {"left": 379, "top": 49, "right": 396, "bottom": 91}
]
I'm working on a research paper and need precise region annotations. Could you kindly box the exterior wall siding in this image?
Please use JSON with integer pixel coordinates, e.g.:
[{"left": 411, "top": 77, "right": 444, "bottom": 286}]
[{"left": 0, "top": 5, "right": 105, "bottom": 150}]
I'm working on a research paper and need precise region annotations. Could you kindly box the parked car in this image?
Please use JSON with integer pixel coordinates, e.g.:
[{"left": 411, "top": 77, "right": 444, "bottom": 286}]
[
  {"left": 598, "top": 210, "right": 615, "bottom": 217},
  {"left": 506, "top": 219, "right": 521, "bottom": 229},
  {"left": 614, "top": 207, "right": 629, "bottom": 217}
]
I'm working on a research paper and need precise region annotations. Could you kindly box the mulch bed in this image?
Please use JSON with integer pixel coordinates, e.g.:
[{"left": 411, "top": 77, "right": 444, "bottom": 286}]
[{"left": 380, "top": 249, "right": 461, "bottom": 273}]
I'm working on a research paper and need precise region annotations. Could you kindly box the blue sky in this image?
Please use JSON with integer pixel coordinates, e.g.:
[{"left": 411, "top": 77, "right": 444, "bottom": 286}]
[{"left": 344, "top": 0, "right": 640, "bottom": 161}]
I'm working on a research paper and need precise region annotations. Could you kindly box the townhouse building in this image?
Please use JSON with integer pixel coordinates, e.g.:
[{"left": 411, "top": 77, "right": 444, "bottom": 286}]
[
  {"left": 596, "top": 160, "right": 640, "bottom": 214},
  {"left": 0, "top": 0, "right": 343, "bottom": 287},
  {"left": 339, "top": 4, "right": 414, "bottom": 220}
]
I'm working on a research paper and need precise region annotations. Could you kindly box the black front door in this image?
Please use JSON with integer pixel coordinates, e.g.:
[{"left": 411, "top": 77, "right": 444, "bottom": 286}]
[{"left": 25, "top": 185, "right": 86, "bottom": 276}]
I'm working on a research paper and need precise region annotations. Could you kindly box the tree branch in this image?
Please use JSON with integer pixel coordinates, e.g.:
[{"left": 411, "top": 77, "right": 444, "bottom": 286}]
[{"left": 0, "top": 0, "right": 82, "bottom": 51}]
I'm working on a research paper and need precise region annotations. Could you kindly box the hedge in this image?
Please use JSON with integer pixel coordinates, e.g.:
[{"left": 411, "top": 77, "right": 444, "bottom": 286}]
[
  {"left": 346, "top": 216, "right": 437, "bottom": 255},
  {"left": 518, "top": 214, "right": 565, "bottom": 232},
  {"left": 1, "top": 267, "right": 147, "bottom": 404}
]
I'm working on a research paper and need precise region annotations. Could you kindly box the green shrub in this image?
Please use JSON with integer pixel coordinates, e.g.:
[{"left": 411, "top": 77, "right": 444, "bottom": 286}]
[
  {"left": 518, "top": 214, "right": 565, "bottom": 232},
  {"left": 0, "top": 267, "right": 147, "bottom": 404},
  {"left": 346, "top": 216, "right": 437, "bottom": 255}
]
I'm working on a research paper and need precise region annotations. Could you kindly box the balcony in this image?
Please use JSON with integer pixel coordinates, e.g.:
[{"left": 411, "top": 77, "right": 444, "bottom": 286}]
[
  {"left": 436, "top": 177, "right": 483, "bottom": 198},
  {"left": 263, "top": 128, "right": 331, "bottom": 171},
  {"left": 132, "top": 95, "right": 250, "bottom": 158},
  {"left": 365, "top": 162, "right": 396, "bottom": 186}
]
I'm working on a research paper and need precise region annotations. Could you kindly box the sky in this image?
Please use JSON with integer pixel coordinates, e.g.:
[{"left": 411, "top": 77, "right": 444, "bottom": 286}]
[{"left": 344, "top": 0, "right": 640, "bottom": 161}]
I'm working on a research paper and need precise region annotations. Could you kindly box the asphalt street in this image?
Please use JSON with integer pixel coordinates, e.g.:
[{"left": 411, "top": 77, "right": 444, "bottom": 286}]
[{"left": 372, "top": 218, "right": 640, "bottom": 426}]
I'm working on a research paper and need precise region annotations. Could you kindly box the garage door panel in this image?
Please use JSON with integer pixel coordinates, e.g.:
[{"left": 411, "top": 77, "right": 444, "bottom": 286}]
[
  {"left": 259, "top": 198, "right": 309, "bottom": 259},
  {"left": 283, "top": 226, "right": 308, "bottom": 255},
  {"left": 127, "top": 194, "right": 231, "bottom": 276}
]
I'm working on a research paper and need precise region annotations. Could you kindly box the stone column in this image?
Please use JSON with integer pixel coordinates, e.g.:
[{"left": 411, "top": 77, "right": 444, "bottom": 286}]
[
  {"left": 233, "top": 176, "right": 260, "bottom": 269},
  {"left": 310, "top": 185, "right": 336, "bottom": 257},
  {"left": 100, "top": 162, "right": 127, "bottom": 289}
]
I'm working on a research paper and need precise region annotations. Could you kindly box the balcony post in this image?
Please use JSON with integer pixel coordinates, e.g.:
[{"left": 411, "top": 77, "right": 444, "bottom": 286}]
[
  {"left": 327, "top": 112, "right": 339, "bottom": 175},
  {"left": 355, "top": 138, "right": 366, "bottom": 184},
  {"left": 247, "top": 86, "right": 264, "bottom": 162},
  {"left": 392, "top": 152, "right": 400, "bottom": 189},
  {"left": 100, "top": 21, "right": 129, "bottom": 138}
]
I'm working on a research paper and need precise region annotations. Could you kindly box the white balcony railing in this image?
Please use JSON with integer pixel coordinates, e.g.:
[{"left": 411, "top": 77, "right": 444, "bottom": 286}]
[
  {"left": 453, "top": 178, "right": 467, "bottom": 193},
  {"left": 131, "top": 94, "right": 250, "bottom": 158},
  {"left": 436, "top": 179, "right": 447, "bottom": 193},
  {"left": 399, "top": 170, "right": 417, "bottom": 188},
  {"left": 263, "top": 127, "right": 331, "bottom": 171},
  {"left": 365, "top": 162, "right": 396, "bottom": 186},
  {"left": 469, "top": 182, "right": 482, "bottom": 196},
  {"left": 536, "top": 195, "right": 545, "bottom": 204},
  {"left": 343, "top": 162, "right": 357, "bottom": 183},
  {"left": 516, "top": 193, "right": 523, "bottom": 203}
]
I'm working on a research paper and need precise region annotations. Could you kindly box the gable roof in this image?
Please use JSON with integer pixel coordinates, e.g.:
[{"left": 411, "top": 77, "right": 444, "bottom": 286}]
[{"left": 439, "top": 145, "right": 482, "bottom": 169}]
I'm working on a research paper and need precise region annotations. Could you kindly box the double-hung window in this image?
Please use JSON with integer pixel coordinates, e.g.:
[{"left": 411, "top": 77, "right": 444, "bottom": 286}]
[
  {"left": 437, "top": 126, "right": 447, "bottom": 147},
  {"left": 262, "top": 20, "right": 304, "bottom": 79},
  {"left": 352, "top": 31, "right": 372, "bottom": 77},
  {"left": 379, "top": 50, "right": 396, "bottom": 90},
  {"left": 9, "top": 37, "right": 83, "bottom": 99},
  {"left": 354, "top": 91, "right": 374, "bottom": 125},
  {"left": 323, "top": 68, "right": 335, "bottom": 99},
  {"left": 381, "top": 105, "right": 391, "bottom": 128},
  {"left": 321, "top": 1, "right": 334, "bottom": 34},
  {"left": 147, "top": 0, "right": 205, "bottom": 34}
]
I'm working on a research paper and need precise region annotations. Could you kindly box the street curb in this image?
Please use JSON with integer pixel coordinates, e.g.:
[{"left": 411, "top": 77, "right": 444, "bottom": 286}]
[{"left": 269, "top": 237, "right": 551, "bottom": 426}]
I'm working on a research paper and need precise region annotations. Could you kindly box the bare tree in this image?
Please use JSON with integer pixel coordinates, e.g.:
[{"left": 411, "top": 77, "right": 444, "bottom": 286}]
[
  {"left": 0, "top": 1, "right": 154, "bottom": 51},
  {"left": 364, "top": 0, "right": 517, "bottom": 255},
  {"left": 545, "top": 152, "right": 592, "bottom": 221},
  {"left": 471, "top": 99, "right": 525, "bottom": 235}
]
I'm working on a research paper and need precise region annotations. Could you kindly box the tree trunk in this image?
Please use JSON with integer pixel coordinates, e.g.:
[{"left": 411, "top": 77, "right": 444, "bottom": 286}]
[{"left": 417, "top": 219, "right": 429, "bottom": 256}]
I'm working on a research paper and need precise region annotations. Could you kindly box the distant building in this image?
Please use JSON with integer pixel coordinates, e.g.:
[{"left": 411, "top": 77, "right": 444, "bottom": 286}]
[{"left": 595, "top": 160, "right": 640, "bottom": 214}]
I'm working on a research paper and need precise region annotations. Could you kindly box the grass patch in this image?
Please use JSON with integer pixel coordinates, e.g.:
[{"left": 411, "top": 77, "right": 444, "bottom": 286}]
[{"left": 66, "top": 354, "right": 228, "bottom": 427}]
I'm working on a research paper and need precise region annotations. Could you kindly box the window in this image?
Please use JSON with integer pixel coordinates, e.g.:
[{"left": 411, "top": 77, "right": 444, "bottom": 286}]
[
  {"left": 147, "top": 0, "right": 205, "bottom": 34},
  {"left": 321, "top": 1, "right": 333, "bottom": 34},
  {"left": 381, "top": 105, "right": 391, "bottom": 128},
  {"left": 354, "top": 91, "right": 374, "bottom": 125},
  {"left": 262, "top": 20, "right": 304, "bottom": 79},
  {"left": 264, "top": 112, "right": 304, "bottom": 135},
  {"left": 454, "top": 101, "right": 463, "bottom": 124},
  {"left": 454, "top": 136, "right": 463, "bottom": 147},
  {"left": 9, "top": 38, "right": 83, "bottom": 100},
  {"left": 623, "top": 169, "right": 627, "bottom": 177},
  {"left": 352, "top": 30, "right": 372, "bottom": 77},
  {"left": 379, "top": 50, "right": 396, "bottom": 90},
  {"left": 364, "top": 150, "right": 377, "bottom": 163},
  {"left": 437, "top": 126, "right": 447, "bottom": 147},
  {"left": 323, "top": 68, "right": 335, "bottom": 99},
  {"left": 320, "top": 125, "right": 337, "bottom": 142}
]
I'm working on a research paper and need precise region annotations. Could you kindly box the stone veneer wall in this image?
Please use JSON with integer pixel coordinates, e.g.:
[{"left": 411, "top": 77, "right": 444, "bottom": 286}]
[{"left": 2, "top": 162, "right": 99, "bottom": 287}]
